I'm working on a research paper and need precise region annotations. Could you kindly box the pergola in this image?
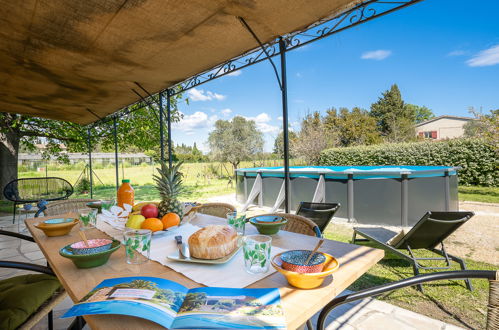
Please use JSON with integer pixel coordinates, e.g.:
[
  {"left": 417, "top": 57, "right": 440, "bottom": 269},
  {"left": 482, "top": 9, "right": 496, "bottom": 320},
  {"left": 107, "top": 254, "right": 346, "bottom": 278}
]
[{"left": 1, "top": 0, "right": 423, "bottom": 211}]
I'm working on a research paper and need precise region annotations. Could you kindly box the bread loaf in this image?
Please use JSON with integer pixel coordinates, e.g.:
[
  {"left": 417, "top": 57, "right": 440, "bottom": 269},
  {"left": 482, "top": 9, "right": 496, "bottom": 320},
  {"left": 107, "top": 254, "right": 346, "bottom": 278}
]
[{"left": 188, "top": 225, "right": 237, "bottom": 259}]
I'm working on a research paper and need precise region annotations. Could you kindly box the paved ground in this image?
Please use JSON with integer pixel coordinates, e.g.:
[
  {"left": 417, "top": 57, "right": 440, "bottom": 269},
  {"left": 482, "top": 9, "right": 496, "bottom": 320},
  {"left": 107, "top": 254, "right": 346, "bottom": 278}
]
[{"left": 0, "top": 207, "right": 470, "bottom": 329}]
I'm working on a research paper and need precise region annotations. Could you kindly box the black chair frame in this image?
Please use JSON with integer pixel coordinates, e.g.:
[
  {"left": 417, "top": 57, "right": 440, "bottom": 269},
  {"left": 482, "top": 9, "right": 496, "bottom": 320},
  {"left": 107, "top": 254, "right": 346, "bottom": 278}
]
[
  {"left": 353, "top": 211, "right": 474, "bottom": 291},
  {"left": 2, "top": 177, "right": 73, "bottom": 223},
  {"left": 296, "top": 202, "right": 341, "bottom": 234},
  {"left": 353, "top": 231, "right": 472, "bottom": 291},
  {"left": 0, "top": 229, "right": 87, "bottom": 330},
  {"left": 316, "top": 270, "right": 498, "bottom": 330},
  {"left": 0, "top": 230, "right": 56, "bottom": 330}
]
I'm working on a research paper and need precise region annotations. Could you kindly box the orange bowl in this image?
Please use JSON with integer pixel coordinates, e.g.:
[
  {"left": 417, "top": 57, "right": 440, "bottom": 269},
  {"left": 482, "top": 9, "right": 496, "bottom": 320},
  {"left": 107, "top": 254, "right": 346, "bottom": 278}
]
[
  {"left": 34, "top": 219, "right": 79, "bottom": 237},
  {"left": 271, "top": 251, "right": 339, "bottom": 289}
]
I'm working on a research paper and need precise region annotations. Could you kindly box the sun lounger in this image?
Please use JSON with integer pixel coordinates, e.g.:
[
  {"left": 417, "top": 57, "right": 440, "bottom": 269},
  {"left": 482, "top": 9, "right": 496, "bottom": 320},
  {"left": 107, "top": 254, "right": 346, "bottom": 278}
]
[{"left": 352, "top": 211, "right": 474, "bottom": 291}]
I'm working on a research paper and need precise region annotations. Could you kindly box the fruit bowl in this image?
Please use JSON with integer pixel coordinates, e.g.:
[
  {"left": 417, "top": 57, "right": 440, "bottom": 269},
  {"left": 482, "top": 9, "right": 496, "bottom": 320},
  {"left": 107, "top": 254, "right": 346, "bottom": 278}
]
[
  {"left": 34, "top": 218, "right": 79, "bottom": 237},
  {"left": 60, "top": 239, "right": 120, "bottom": 268},
  {"left": 271, "top": 251, "right": 339, "bottom": 289},
  {"left": 70, "top": 238, "right": 113, "bottom": 255},
  {"left": 280, "top": 250, "right": 326, "bottom": 273},
  {"left": 248, "top": 215, "right": 287, "bottom": 235}
]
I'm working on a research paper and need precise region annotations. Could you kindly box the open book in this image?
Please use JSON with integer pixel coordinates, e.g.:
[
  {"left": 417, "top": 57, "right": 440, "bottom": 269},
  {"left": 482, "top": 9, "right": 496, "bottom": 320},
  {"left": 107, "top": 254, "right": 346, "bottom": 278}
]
[{"left": 63, "top": 276, "right": 286, "bottom": 329}]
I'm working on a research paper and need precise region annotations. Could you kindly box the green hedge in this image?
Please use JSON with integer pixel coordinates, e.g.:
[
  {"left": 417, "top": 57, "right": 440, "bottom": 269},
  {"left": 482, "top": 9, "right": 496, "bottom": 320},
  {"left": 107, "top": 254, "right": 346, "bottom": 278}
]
[{"left": 318, "top": 139, "right": 498, "bottom": 186}]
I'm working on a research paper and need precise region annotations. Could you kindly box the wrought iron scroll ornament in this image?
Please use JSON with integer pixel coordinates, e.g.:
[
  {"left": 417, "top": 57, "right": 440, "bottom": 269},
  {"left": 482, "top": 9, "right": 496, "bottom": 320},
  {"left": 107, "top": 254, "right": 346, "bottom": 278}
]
[
  {"left": 93, "top": 0, "right": 422, "bottom": 125},
  {"left": 171, "top": 0, "right": 421, "bottom": 96}
]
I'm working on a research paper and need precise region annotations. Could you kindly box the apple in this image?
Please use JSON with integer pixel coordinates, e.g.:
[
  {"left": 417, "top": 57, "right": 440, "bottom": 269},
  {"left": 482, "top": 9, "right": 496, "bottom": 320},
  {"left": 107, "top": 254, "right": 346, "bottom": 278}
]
[
  {"left": 126, "top": 215, "right": 145, "bottom": 229},
  {"left": 141, "top": 204, "right": 159, "bottom": 218}
]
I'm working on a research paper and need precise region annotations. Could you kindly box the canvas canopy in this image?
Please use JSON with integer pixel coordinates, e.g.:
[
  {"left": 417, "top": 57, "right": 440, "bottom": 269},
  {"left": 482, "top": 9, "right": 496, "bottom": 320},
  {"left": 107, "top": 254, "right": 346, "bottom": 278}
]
[{"left": 0, "top": 0, "right": 359, "bottom": 125}]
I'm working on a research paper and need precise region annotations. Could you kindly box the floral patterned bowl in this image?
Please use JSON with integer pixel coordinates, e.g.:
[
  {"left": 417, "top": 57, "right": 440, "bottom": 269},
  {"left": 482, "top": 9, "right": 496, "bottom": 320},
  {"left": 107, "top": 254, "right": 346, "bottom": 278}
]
[
  {"left": 60, "top": 240, "right": 120, "bottom": 268},
  {"left": 70, "top": 239, "right": 113, "bottom": 255}
]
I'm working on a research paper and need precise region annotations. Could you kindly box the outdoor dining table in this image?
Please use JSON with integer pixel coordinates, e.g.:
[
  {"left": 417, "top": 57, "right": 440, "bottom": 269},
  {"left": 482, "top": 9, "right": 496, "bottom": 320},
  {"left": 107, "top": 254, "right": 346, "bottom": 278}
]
[{"left": 25, "top": 213, "right": 384, "bottom": 329}]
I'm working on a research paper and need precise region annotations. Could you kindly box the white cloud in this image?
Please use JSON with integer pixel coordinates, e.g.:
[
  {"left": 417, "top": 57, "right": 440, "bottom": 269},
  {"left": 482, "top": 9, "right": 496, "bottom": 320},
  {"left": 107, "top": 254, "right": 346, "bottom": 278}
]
[
  {"left": 277, "top": 116, "right": 283, "bottom": 121},
  {"left": 220, "top": 108, "right": 232, "bottom": 116},
  {"left": 256, "top": 123, "right": 280, "bottom": 134},
  {"left": 226, "top": 70, "right": 242, "bottom": 77},
  {"left": 244, "top": 112, "right": 279, "bottom": 134},
  {"left": 467, "top": 45, "right": 499, "bottom": 67},
  {"left": 187, "top": 88, "right": 226, "bottom": 101},
  {"left": 173, "top": 111, "right": 217, "bottom": 135},
  {"left": 447, "top": 50, "right": 466, "bottom": 56},
  {"left": 361, "top": 50, "right": 392, "bottom": 60}
]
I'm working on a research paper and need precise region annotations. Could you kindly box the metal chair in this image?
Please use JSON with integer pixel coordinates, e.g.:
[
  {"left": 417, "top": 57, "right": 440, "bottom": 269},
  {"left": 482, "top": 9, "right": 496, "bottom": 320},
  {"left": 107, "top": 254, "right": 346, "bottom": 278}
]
[
  {"left": 317, "top": 270, "right": 498, "bottom": 330},
  {"left": 3, "top": 177, "right": 73, "bottom": 223},
  {"left": 353, "top": 211, "right": 474, "bottom": 291},
  {"left": 296, "top": 202, "right": 340, "bottom": 234},
  {"left": 0, "top": 230, "right": 66, "bottom": 330}
]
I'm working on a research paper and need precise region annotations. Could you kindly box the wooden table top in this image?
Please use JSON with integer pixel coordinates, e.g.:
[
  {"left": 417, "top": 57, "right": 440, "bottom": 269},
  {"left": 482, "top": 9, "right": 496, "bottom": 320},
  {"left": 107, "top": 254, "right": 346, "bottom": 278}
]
[{"left": 26, "top": 214, "right": 384, "bottom": 330}]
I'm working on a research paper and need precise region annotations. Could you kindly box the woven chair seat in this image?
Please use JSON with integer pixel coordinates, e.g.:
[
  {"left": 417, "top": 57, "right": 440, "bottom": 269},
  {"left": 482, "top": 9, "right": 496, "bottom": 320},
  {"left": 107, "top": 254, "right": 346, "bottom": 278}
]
[
  {"left": 43, "top": 198, "right": 99, "bottom": 216},
  {"left": 191, "top": 203, "right": 236, "bottom": 219}
]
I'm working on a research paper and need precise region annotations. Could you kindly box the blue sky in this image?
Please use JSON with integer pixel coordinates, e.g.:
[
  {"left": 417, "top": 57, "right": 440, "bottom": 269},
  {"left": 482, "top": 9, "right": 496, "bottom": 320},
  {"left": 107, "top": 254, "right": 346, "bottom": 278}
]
[{"left": 172, "top": 0, "right": 499, "bottom": 152}]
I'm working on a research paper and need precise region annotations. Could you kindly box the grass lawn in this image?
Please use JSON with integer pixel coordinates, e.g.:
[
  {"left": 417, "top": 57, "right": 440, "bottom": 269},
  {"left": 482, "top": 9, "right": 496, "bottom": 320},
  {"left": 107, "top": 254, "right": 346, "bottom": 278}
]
[
  {"left": 324, "top": 225, "right": 495, "bottom": 329},
  {"left": 458, "top": 185, "right": 499, "bottom": 203},
  {"left": 73, "top": 181, "right": 233, "bottom": 203}
]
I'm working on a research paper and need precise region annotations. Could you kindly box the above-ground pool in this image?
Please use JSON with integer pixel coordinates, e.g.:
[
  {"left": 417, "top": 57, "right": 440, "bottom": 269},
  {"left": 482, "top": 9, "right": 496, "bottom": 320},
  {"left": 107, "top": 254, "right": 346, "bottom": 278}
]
[{"left": 236, "top": 166, "right": 459, "bottom": 226}]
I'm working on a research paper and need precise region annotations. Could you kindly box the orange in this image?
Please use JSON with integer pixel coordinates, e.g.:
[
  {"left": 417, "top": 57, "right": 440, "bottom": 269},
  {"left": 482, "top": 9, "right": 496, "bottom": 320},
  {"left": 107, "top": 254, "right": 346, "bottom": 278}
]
[
  {"left": 140, "top": 218, "right": 163, "bottom": 232},
  {"left": 161, "top": 213, "right": 180, "bottom": 230}
]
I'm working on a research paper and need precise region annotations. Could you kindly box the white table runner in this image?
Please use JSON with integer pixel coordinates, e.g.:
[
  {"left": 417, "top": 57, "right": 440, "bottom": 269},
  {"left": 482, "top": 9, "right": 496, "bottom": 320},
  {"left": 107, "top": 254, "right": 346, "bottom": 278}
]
[{"left": 96, "top": 214, "right": 285, "bottom": 288}]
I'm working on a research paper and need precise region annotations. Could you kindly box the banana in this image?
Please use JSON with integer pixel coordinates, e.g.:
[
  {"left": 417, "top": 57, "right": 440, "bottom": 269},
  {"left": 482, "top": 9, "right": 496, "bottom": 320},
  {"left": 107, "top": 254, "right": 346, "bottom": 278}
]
[{"left": 132, "top": 202, "right": 159, "bottom": 212}]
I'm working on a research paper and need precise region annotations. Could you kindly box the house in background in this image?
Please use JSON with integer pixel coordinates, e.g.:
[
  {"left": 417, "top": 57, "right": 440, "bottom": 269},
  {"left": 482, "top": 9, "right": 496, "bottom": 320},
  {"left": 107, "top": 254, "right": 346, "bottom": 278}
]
[{"left": 415, "top": 115, "right": 474, "bottom": 140}]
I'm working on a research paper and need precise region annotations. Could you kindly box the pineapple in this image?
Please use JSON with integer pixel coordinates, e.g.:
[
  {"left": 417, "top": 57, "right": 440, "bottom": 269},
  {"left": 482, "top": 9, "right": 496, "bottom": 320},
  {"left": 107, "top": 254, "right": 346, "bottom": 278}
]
[{"left": 153, "top": 161, "right": 185, "bottom": 219}]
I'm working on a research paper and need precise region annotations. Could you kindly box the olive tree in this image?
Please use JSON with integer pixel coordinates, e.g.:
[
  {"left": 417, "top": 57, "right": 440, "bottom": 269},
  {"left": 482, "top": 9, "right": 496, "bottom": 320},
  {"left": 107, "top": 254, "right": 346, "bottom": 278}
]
[{"left": 208, "top": 116, "right": 264, "bottom": 171}]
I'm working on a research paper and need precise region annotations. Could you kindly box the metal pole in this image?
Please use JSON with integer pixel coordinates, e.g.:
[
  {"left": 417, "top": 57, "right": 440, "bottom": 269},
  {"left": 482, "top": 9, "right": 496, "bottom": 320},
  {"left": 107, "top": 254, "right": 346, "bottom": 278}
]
[
  {"left": 347, "top": 173, "right": 354, "bottom": 222},
  {"left": 87, "top": 128, "right": 93, "bottom": 198},
  {"left": 159, "top": 91, "right": 165, "bottom": 162},
  {"left": 113, "top": 117, "right": 119, "bottom": 191},
  {"left": 167, "top": 89, "right": 173, "bottom": 168},
  {"left": 401, "top": 173, "right": 409, "bottom": 227},
  {"left": 444, "top": 170, "right": 450, "bottom": 211},
  {"left": 279, "top": 38, "right": 290, "bottom": 213}
]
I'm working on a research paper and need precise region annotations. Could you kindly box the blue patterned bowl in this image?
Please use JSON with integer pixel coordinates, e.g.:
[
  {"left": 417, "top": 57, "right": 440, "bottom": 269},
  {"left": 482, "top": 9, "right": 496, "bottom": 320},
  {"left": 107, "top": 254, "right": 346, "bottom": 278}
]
[{"left": 280, "top": 250, "right": 326, "bottom": 273}]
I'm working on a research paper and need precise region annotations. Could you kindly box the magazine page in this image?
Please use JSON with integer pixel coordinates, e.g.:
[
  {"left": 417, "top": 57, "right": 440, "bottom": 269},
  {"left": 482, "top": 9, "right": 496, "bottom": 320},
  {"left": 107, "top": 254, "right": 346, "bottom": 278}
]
[
  {"left": 171, "top": 287, "right": 286, "bottom": 329},
  {"left": 62, "top": 276, "right": 189, "bottom": 328}
]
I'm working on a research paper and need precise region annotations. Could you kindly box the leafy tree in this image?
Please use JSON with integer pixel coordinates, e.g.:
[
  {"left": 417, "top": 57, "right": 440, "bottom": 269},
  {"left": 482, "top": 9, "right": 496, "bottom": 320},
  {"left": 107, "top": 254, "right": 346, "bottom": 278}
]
[
  {"left": 208, "top": 116, "right": 264, "bottom": 170},
  {"left": 273, "top": 130, "right": 297, "bottom": 158},
  {"left": 116, "top": 279, "right": 158, "bottom": 290},
  {"left": 180, "top": 292, "right": 207, "bottom": 312},
  {"left": 405, "top": 104, "right": 435, "bottom": 124},
  {"left": 370, "top": 84, "right": 415, "bottom": 142},
  {"left": 292, "top": 112, "right": 330, "bottom": 165},
  {"left": 464, "top": 107, "right": 499, "bottom": 148},
  {"left": 0, "top": 95, "right": 182, "bottom": 196},
  {"left": 174, "top": 142, "right": 207, "bottom": 162},
  {"left": 324, "top": 107, "right": 381, "bottom": 147}
]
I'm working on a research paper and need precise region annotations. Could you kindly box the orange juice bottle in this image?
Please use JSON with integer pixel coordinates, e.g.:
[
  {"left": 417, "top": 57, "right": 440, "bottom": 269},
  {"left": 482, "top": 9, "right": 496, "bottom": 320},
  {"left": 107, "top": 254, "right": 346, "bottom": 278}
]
[{"left": 117, "top": 179, "right": 134, "bottom": 208}]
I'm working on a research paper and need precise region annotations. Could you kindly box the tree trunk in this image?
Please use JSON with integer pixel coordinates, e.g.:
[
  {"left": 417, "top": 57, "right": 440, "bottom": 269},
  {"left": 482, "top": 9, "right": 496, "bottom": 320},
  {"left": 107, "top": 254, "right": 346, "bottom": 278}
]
[{"left": 0, "top": 130, "right": 20, "bottom": 200}]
